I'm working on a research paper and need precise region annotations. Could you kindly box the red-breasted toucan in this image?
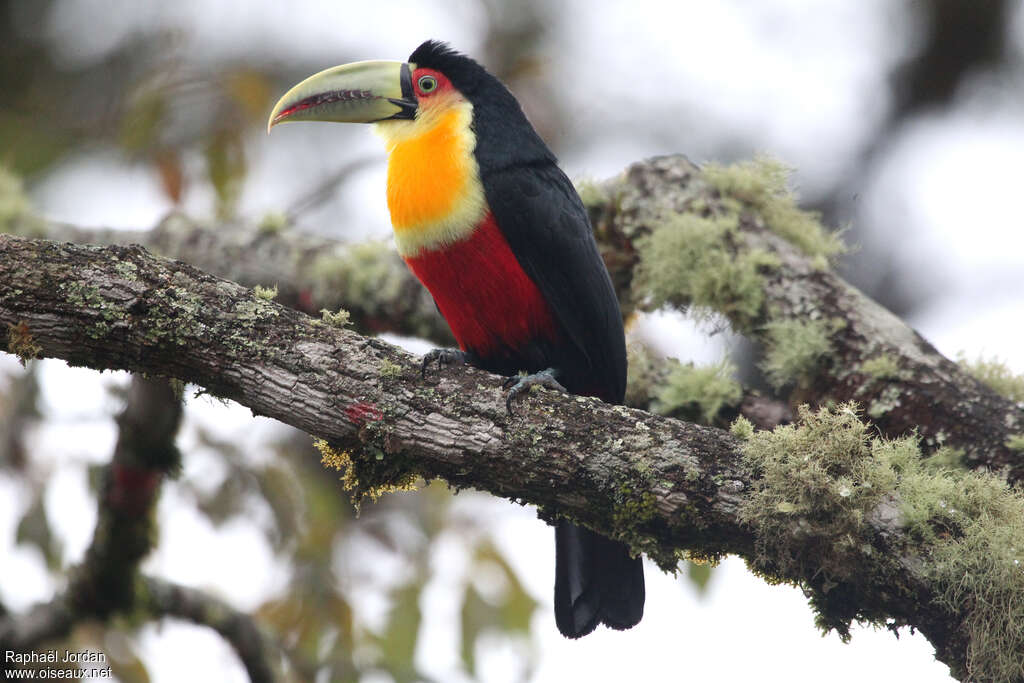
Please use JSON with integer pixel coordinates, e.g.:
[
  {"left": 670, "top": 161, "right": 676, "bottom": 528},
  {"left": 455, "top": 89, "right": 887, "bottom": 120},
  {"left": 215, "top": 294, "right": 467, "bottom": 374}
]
[{"left": 269, "top": 40, "right": 644, "bottom": 638}]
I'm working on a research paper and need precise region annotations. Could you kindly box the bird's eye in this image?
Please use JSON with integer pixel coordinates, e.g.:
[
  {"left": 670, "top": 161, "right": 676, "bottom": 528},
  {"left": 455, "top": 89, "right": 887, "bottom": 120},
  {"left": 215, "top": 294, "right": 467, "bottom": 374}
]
[{"left": 418, "top": 75, "right": 438, "bottom": 93}]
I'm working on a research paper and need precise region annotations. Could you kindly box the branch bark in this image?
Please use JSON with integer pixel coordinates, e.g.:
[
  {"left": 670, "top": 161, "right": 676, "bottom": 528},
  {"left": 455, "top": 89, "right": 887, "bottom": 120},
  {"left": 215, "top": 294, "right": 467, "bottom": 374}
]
[{"left": 5, "top": 232, "right": 1023, "bottom": 679}]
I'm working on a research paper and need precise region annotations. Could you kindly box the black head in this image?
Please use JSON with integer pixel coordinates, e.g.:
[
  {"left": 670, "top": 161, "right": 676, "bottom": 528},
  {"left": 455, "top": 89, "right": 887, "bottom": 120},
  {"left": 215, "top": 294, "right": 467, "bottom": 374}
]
[{"left": 409, "top": 40, "right": 556, "bottom": 172}]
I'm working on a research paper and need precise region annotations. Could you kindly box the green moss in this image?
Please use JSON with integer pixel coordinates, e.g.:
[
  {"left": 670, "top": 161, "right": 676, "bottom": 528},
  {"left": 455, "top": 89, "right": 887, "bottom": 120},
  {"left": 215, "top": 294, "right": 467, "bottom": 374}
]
[
  {"left": 378, "top": 359, "right": 402, "bottom": 379},
  {"left": 652, "top": 358, "right": 742, "bottom": 423},
  {"left": 730, "top": 415, "right": 755, "bottom": 440},
  {"left": 760, "top": 318, "right": 833, "bottom": 389},
  {"left": 1007, "top": 434, "right": 1024, "bottom": 452},
  {"left": 612, "top": 485, "right": 657, "bottom": 529},
  {"left": 609, "top": 484, "right": 668, "bottom": 566},
  {"left": 632, "top": 212, "right": 779, "bottom": 330},
  {"left": 958, "top": 353, "right": 1024, "bottom": 402},
  {"left": 252, "top": 284, "right": 278, "bottom": 301},
  {"left": 740, "top": 403, "right": 1024, "bottom": 679},
  {"left": 860, "top": 354, "right": 901, "bottom": 381},
  {"left": 0, "top": 166, "right": 45, "bottom": 237},
  {"left": 702, "top": 157, "right": 844, "bottom": 268},
  {"left": 317, "top": 308, "right": 350, "bottom": 328}
]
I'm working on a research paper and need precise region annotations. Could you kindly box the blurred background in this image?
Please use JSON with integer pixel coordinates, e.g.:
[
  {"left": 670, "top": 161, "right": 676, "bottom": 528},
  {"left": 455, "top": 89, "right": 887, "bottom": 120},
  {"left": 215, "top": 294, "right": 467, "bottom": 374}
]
[{"left": 2, "top": 0, "right": 1023, "bottom": 680}]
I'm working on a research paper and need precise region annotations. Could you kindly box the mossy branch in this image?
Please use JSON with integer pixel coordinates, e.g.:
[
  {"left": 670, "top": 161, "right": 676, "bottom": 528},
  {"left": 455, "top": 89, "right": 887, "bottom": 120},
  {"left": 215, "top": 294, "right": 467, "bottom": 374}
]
[
  {"left": 5, "top": 233, "right": 1024, "bottom": 679},
  {"left": 10, "top": 156, "right": 1020, "bottom": 481},
  {"left": 589, "top": 155, "right": 1024, "bottom": 480}
]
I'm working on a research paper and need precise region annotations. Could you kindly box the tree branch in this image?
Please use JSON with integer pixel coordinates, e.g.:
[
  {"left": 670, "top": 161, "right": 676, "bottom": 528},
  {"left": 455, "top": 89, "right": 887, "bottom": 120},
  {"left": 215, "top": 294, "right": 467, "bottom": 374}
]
[
  {"left": 15, "top": 156, "right": 1020, "bottom": 480},
  {"left": 588, "top": 155, "right": 1024, "bottom": 479},
  {"left": 37, "top": 213, "right": 453, "bottom": 345},
  {"left": 140, "top": 577, "right": 279, "bottom": 683},
  {"left": 7, "top": 232, "right": 1024, "bottom": 679}
]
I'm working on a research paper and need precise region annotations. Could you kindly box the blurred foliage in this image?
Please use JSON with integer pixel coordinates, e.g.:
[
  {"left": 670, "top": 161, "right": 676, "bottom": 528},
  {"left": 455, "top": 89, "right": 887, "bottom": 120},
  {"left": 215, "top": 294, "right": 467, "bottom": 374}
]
[{"left": 0, "top": 0, "right": 276, "bottom": 219}]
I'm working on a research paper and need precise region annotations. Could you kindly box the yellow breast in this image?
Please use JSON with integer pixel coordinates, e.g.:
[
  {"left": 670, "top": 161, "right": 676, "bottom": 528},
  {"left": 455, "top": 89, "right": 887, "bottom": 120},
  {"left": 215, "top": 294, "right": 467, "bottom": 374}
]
[{"left": 375, "top": 100, "right": 485, "bottom": 257}]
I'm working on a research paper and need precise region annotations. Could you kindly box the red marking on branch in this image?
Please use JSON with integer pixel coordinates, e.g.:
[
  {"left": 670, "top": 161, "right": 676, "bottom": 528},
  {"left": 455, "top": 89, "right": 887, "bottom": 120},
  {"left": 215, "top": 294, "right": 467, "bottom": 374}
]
[{"left": 344, "top": 402, "right": 383, "bottom": 425}]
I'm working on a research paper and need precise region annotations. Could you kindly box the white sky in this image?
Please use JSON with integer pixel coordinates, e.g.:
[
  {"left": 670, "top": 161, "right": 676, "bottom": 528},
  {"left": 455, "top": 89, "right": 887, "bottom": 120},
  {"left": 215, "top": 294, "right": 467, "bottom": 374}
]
[{"left": 5, "top": 1, "right": 1024, "bottom": 681}]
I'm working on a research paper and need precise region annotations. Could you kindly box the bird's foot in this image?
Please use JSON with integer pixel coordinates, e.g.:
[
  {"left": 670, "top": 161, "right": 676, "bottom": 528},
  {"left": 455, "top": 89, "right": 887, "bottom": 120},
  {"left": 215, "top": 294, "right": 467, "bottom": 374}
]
[
  {"left": 421, "top": 348, "right": 471, "bottom": 379},
  {"left": 502, "top": 368, "right": 566, "bottom": 415}
]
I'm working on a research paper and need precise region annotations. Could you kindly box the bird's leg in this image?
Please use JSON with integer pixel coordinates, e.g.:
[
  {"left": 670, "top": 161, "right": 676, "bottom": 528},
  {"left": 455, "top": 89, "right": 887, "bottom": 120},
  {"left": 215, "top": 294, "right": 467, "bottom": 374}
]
[
  {"left": 421, "top": 348, "right": 475, "bottom": 379},
  {"left": 502, "top": 368, "right": 566, "bottom": 415}
]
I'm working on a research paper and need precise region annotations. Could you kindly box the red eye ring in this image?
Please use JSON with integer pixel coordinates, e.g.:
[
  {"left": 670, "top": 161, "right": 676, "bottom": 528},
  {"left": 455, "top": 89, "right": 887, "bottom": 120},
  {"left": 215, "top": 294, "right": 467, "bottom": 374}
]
[{"left": 417, "top": 75, "right": 438, "bottom": 93}]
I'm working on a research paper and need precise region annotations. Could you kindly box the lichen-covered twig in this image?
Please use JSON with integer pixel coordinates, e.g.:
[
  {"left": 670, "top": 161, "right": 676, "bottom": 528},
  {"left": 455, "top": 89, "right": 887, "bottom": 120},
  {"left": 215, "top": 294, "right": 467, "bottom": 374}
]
[{"left": 4, "top": 232, "right": 1024, "bottom": 680}]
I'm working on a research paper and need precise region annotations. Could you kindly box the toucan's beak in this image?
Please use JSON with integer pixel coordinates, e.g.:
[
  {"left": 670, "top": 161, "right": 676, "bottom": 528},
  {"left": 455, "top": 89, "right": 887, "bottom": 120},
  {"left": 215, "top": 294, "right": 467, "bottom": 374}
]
[{"left": 267, "top": 60, "right": 416, "bottom": 133}]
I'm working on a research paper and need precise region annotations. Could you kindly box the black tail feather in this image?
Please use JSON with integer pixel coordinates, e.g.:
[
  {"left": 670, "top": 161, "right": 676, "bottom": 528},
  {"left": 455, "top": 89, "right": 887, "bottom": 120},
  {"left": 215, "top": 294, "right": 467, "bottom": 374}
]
[{"left": 554, "top": 520, "right": 645, "bottom": 638}]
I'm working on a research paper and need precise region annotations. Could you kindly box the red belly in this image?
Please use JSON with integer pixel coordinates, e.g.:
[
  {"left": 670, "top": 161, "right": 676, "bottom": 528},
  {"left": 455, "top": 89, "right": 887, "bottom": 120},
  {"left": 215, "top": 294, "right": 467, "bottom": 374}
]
[{"left": 403, "top": 213, "right": 559, "bottom": 357}]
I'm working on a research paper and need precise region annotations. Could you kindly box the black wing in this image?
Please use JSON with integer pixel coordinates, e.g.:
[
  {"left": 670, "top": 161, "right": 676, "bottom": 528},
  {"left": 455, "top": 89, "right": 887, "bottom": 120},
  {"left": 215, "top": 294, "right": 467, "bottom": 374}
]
[{"left": 482, "top": 163, "right": 626, "bottom": 403}]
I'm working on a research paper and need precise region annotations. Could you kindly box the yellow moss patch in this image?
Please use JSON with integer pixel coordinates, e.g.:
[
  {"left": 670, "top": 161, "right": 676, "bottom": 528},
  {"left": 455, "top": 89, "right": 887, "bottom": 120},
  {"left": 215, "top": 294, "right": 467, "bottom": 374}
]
[
  {"left": 6, "top": 321, "right": 42, "bottom": 366},
  {"left": 314, "top": 438, "right": 418, "bottom": 509}
]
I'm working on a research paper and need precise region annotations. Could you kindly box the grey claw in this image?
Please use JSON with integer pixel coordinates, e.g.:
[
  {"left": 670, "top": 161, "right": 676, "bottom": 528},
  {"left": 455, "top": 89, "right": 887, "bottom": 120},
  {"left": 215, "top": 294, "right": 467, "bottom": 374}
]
[{"left": 503, "top": 368, "right": 565, "bottom": 415}]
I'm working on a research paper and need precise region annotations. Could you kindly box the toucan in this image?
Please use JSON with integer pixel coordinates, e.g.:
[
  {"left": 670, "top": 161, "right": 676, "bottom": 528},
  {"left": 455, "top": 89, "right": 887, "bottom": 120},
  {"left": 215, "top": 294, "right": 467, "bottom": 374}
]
[{"left": 268, "top": 40, "right": 644, "bottom": 638}]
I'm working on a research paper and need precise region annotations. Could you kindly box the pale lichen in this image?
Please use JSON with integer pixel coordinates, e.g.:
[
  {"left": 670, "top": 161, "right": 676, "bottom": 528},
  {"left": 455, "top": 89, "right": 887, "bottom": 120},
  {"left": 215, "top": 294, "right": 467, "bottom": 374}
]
[
  {"left": 740, "top": 403, "right": 1024, "bottom": 680},
  {"left": 859, "top": 354, "right": 902, "bottom": 381},
  {"left": 309, "top": 242, "right": 408, "bottom": 317},
  {"left": 958, "top": 353, "right": 1024, "bottom": 403},
  {"left": 252, "top": 284, "right": 278, "bottom": 301},
  {"left": 702, "top": 157, "right": 845, "bottom": 268},
  {"left": 867, "top": 385, "right": 902, "bottom": 419},
  {"left": 574, "top": 177, "right": 610, "bottom": 209},
  {"left": 760, "top": 319, "right": 833, "bottom": 389},
  {"left": 317, "top": 308, "right": 351, "bottom": 328},
  {"left": 652, "top": 358, "right": 742, "bottom": 423},
  {"left": 632, "top": 212, "right": 778, "bottom": 331},
  {"left": 730, "top": 415, "right": 755, "bottom": 440}
]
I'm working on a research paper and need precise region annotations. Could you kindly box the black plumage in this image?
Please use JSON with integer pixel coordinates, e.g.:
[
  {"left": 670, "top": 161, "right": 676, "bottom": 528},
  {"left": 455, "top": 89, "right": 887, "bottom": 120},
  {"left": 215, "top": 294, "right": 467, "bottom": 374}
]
[{"left": 410, "top": 40, "right": 645, "bottom": 638}]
